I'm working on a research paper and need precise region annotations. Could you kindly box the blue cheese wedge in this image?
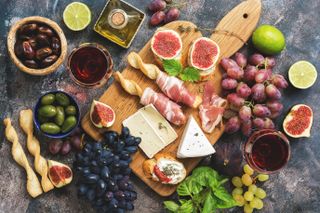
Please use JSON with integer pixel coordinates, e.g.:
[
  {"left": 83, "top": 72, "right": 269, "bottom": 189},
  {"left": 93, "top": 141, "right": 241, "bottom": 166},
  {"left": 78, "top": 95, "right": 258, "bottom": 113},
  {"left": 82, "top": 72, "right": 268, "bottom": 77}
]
[
  {"left": 123, "top": 104, "right": 177, "bottom": 158},
  {"left": 177, "top": 116, "right": 215, "bottom": 158}
]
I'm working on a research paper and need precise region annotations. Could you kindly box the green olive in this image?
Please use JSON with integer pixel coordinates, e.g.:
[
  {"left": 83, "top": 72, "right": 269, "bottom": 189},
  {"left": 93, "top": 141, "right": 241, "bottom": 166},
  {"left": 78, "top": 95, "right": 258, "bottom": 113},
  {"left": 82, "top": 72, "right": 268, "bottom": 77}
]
[
  {"left": 55, "top": 93, "right": 70, "bottom": 106},
  {"left": 61, "top": 116, "right": 77, "bottom": 133},
  {"left": 41, "top": 94, "right": 55, "bottom": 105},
  {"left": 38, "top": 114, "right": 49, "bottom": 124},
  {"left": 38, "top": 105, "right": 57, "bottom": 117},
  {"left": 65, "top": 105, "right": 77, "bottom": 115},
  {"left": 54, "top": 106, "right": 65, "bottom": 126},
  {"left": 40, "top": 123, "right": 61, "bottom": 134}
]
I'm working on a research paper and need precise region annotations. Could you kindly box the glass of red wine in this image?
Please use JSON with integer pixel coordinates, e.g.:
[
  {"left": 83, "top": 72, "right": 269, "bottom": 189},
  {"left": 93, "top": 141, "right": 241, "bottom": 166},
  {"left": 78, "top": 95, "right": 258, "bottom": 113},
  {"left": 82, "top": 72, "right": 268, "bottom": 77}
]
[
  {"left": 244, "top": 129, "right": 290, "bottom": 174},
  {"left": 67, "top": 43, "right": 113, "bottom": 88}
]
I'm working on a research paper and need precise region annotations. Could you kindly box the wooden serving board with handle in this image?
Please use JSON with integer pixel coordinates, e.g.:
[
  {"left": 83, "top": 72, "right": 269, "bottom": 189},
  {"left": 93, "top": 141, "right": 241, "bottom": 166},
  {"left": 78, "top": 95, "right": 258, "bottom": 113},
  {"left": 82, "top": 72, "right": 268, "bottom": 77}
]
[{"left": 81, "top": 0, "right": 261, "bottom": 196}]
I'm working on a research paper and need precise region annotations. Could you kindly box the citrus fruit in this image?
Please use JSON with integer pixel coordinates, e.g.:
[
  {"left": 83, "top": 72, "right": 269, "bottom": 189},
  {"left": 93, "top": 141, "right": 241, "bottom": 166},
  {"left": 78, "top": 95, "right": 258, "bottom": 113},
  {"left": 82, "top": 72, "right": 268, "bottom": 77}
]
[
  {"left": 288, "top": 60, "right": 317, "bottom": 89},
  {"left": 63, "top": 2, "right": 91, "bottom": 31},
  {"left": 252, "top": 25, "right": 285, "bottom": 55}
]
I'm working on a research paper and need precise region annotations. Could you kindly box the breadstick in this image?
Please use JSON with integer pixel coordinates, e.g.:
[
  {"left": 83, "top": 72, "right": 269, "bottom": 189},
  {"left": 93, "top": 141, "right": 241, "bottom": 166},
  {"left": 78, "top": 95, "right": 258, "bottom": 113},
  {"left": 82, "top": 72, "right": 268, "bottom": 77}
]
[
  {"left": 113, "top": 71, "right": 143, "bottom": 97},
  {"left": 3, "top": 118, "right": 43, "bottom": 198},
  {"left": 127, "top": 52, "right": 160, "bottom": 80},
  {"left": 19, "top": 109, "right": 54, "bottom": 192}
]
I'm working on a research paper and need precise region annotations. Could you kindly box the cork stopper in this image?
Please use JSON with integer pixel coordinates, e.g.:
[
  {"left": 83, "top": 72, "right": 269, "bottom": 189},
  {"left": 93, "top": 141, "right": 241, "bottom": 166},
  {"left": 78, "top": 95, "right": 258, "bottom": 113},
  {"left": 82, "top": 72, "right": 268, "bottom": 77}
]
[{"left": 108, "top": 9, "right": 128, "bottom": 30}]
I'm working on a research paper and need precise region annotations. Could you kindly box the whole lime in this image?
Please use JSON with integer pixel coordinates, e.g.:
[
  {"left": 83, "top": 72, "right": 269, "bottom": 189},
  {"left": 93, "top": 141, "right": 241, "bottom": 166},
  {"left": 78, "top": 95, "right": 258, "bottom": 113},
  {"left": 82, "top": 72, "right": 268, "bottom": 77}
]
[{"left": 252, "top": 25, "right": 286, "bottom": 55}]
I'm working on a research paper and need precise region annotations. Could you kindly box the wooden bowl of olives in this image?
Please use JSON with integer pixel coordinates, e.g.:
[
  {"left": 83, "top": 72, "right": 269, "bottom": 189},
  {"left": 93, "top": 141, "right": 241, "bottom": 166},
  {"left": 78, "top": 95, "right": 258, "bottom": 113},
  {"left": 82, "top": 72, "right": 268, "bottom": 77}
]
[{"left": 7, "top": 16, "right": 67, "bottom": 75}]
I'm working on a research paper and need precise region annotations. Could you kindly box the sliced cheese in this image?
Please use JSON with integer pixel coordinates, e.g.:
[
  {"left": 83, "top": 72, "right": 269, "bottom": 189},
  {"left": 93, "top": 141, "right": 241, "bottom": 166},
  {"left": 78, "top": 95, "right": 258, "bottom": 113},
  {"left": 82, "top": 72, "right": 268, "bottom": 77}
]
[
  {"left": 123, "top": 104, "right": 177, "bottom": 158},
  {"left": 177, "top": 116, "right": 215, "bottom": 158}
]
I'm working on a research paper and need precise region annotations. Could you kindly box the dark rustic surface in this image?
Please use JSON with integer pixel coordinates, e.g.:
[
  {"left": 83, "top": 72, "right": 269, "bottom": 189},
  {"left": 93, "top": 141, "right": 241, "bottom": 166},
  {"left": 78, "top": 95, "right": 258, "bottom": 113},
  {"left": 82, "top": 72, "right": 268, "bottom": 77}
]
[{"left": 0, "top": 0, "right": 319, "bottom": 212}]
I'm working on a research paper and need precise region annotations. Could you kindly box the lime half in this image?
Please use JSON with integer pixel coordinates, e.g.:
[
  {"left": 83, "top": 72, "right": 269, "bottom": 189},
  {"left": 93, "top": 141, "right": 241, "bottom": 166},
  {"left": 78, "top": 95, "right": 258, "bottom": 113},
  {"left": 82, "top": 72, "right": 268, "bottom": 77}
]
[
  {"left": 63, "top": 2, "right": 91, "bottom": 31},
  {"left": 288, "top": 61, "right": 317, "bottom": 89}
]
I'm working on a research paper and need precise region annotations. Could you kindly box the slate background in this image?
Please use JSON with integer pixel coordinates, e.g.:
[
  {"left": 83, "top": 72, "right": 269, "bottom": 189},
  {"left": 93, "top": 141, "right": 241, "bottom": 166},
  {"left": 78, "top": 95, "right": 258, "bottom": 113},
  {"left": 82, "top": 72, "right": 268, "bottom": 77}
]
[{"left": 0, "top": 0, "right": 319, "bottom": 212}]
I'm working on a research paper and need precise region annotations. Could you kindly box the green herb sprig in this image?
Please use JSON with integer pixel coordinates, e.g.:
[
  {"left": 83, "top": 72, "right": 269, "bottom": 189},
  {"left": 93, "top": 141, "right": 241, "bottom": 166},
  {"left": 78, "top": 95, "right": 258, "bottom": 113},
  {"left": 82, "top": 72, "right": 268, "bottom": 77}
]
[
  {"left": 164, "top": 167, "right": 236, "bottom": 213},
  {"left": 163, "top": 59, "right": 200, "bottom": 82}
]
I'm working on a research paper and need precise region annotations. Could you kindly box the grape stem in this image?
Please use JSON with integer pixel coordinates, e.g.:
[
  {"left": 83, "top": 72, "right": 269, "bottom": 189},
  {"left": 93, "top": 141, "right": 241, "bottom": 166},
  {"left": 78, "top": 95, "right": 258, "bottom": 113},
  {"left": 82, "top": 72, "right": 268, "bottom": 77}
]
[
  {"left": 244, "top": 101, "right": 254, "bottom": 108},
  {"left": 196, "top": 27, "right": 248, "bottom": 44}
]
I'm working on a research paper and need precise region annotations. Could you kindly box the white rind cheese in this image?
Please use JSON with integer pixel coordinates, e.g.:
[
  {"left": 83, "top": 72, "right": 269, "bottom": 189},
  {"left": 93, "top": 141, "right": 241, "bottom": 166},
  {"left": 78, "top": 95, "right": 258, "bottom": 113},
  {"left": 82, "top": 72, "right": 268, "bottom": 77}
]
[
  {"left": 123, "top": 104, "right": 177, "bottom": 158},
  {"left": 177, "top": 116, "right": 215, "bottom": 158}
]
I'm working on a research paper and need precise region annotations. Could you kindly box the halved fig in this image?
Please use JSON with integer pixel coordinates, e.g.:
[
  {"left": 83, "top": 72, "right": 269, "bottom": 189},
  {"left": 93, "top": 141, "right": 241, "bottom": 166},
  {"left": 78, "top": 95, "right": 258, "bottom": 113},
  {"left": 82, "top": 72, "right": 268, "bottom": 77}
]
[
  {"left": 90, "top": 100, "right": 115, "bottom": 128},
  {"left": 151, "top": 29, "right": 182, "bottom": 63},
  {"left": 48, "top": 160, "right": 73, "bottom": 188},
  {"left": 283, "top": 104, "right": 313, "bottom": 138}
]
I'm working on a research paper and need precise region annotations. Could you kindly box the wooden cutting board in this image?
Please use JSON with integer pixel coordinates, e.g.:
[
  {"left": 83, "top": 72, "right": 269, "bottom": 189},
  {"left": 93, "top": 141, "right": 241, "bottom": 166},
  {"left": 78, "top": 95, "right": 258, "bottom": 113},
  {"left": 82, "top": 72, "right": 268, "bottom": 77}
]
[{"left": 81, "top": 0, "right": 261, "bottom": 196}]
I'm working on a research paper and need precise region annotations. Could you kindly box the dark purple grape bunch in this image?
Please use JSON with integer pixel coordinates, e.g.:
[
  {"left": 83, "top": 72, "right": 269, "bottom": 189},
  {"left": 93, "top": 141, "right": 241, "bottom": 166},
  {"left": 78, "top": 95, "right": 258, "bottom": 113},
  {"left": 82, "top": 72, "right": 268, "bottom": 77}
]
[
  {"left": 74, "top": 126, "right": 141, "bottom": 212},
  {"left": 149, "top": 0, "right": 181, "bottom": 26},
  {"left": 220, "top": 53, "right": 288, "bottom": 136}
]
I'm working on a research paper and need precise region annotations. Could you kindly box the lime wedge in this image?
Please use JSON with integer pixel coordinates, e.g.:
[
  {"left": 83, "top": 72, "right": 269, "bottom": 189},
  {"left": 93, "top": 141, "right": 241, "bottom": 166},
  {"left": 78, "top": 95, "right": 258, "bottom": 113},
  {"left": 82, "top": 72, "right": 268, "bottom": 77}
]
[
  {"left": 63, "top": 2, "right": 91, "bottom": 31},
  {"left": 288, "top": 61, "right": 317, "bottom": 89}
]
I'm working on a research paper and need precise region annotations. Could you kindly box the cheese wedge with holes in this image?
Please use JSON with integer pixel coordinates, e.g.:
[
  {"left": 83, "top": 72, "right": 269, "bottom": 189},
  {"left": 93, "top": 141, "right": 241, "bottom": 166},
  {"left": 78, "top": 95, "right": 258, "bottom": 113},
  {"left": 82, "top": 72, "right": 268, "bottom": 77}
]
[
  {"left": 177, "top": 116, "right": 215, "bottom": 158},
  {"left": 123, "top": 104, "right": 177, "bottom": 158}
]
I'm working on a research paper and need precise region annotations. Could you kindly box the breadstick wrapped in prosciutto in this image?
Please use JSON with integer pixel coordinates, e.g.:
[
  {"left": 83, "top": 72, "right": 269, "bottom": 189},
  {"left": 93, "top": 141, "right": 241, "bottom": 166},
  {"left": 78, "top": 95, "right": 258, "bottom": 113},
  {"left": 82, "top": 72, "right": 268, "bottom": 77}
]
[
  {"left": 128, "top": 52, "right": 202, "bottom": 108},
  {"left": 114, "top": 72, "right": 186, "bottom": 126}
]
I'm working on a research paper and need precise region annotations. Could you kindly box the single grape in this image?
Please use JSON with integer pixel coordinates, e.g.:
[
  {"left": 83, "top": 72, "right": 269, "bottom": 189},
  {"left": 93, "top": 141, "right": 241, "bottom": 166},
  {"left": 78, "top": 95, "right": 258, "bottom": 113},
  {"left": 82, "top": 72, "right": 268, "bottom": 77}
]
[
  {"left": 265, "top": 56, "right": 276, "bottom": 69},
  {"left": 270, "top": 111, "right": 281, "bottom": 119},
  {"left": 148, "top": 0, "right": 166, "bottom": 12},
  {"left": 236, "top": 82, "right": 251, "bottom": 98},
  {"left": 253, "top": 104, "right": 271, "bottom": 118},
  {"left": 265, "top": 68, "right": 273, "bottom": 79},
  {"left": 220, "top": 58, "right": 238, "bottom": 71},
  {"left": 255, "top": 70, "right": 269, "bottom": 83},
  {"left": 250, "top": 197, "right": 264, "bottom": 210},
  {"left": 241, "top": 120, "right": 252, "bottom": 136},
  {"left": 248, "top": 184, "right": 257, "bottom": 193},
  {"left": 233, "top": 194, "right": 246, "bottom": 207},
  {"left": 235, "top": 52, "right": 247, "bottom": 68},
  {"left": 266, "top": 100, "right": 283, "bottom": 112},
  {"left": 257, "top": 174, "right": 269, "bottom": 182},
  {"left": 150, "top": 11, "right": 166, "bottom": 26},
  {"left": 164, "top": 8, "right": 180, "bottom": 23},
  {"left": 239, "top": 106, "right": 252, "bottom": 122},
  {"left": 244, "top": 191, "right": 254, "bottom": 201},
  {"left": 222, "top": 78, "right": 238, "bottom": 90},
  {"left": 223, "top": 109, "right": 238, "bottom": 119},
  {"left": 263, "top": 118, "right": 275, "bottom": 129},
  {"left": 60, "top": 140, "right": 72, "bottom": 155},
  {"left": 229, "top": 104, "right": 241, "bottom": 112},
  {"left": 227, "top": 93, "right": 245, "bottom": 107},
  {"left": 255, "top": 188, "right": 267, "bottom": 199},
  {"left": 70, "top": 135, "right": 83, "bottom": 151},
  {"left": 225, "top": 116, "right": 241, "bottom": 134},
  {"left": 244, "top": 203, "right": 253, "bottom": 213},
  {"left": 232, "top": 187, "right": 244, "bottom": 196},
  {"left": 243, "top": 164, "right": 254, "bottom": 175},
  {"left": 251, "top": 83, "right": 266, "bottom": 103},
  {"left": 231, "top": 176, "right": 243, "bottom": 188},
  {"left": 266, "top": 84, "right": 281, "bottom": 100},
  {"left": 253, "top": 117, "right": 264, "bottom": 129},
  {"left": 244, "top": 65, "right": 258, "bottom": 83},
  {"left": 49, "top": 139, "right": 63, "bottom": 155},
  {"left": 271, "top": 74, "right": 289, "bottom": 89},
  {"left": 227, "top": 67, "right": 244, "bottom": 80},
  {"left": 249, "top": 53, "right": 265, "bottom": 67},
  {"left": 241, "top": 174, "right": 253, "bottom": 186}
]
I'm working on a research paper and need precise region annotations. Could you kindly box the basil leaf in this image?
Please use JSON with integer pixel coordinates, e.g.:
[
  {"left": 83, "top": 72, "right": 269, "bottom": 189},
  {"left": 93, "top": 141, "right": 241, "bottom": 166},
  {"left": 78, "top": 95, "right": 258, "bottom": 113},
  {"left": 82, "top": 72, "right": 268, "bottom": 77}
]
[
  {"left": 163, "top": 59, "right": 182, "bottom": 76},
  {"left": 177, "top": 200, "right": 194, "bottom": 213},
  {"left": 179, "top": 67, "right": 200, "bottom": 82},
  {"left": 164, "top": 201, "right": 180, "bottom": 212},
  {"left": 215, "top": 197, "right": 237, "bottom": 209},
  {"left": 214, "top": 187, "right": 235, "bottom": 203},
  {"left": 177, "top": 178, "right": 192, "bottom": 196},
  {"left": 202, "top": 192, "right": 217, "bottom": 213},
  {"left": 188, "top": 180, "right": 203, "bottom": 195}
]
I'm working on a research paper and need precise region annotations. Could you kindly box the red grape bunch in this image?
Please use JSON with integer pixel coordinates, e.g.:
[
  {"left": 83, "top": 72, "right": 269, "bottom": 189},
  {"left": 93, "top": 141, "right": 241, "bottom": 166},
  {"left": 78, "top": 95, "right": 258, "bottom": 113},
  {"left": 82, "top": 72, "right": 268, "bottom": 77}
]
[
  {"left": 220, "top": 53, "right": 288, "bottom": 136},
  {"left": 148, "top": 0, "right": 182, "bottom": 26}
]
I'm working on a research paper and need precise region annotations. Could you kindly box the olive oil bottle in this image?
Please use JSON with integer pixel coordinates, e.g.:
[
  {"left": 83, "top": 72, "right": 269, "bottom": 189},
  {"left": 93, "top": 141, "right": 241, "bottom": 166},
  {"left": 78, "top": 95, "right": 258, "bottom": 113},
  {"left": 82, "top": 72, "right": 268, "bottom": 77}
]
[{"left": 94, "top": 0, "right": 145, "bottom": 48}]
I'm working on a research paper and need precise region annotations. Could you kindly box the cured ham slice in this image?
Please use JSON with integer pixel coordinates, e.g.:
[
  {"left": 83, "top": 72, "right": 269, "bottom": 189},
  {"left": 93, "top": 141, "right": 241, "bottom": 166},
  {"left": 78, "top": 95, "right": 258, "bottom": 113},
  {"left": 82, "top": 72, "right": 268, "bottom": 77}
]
[
  {"left": 140, "top": 88, "right": 186, "bottom": 126},
  {"left": 199, "top": 82, "right": 226, "bottom": 133}
]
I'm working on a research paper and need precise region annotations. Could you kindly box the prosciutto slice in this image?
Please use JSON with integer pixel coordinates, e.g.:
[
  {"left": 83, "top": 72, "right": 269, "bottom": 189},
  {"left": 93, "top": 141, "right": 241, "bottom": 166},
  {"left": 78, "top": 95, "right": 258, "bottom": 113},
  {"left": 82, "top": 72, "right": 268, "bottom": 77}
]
[
  {"left": 199, "top": 82, "right": 226, "bottom": 133},
  {"left": 156, "top": 72, "right": 198, "bottom": 108},
  {"left": 140, "top": 87, "right": 186, "bottom": 126}
]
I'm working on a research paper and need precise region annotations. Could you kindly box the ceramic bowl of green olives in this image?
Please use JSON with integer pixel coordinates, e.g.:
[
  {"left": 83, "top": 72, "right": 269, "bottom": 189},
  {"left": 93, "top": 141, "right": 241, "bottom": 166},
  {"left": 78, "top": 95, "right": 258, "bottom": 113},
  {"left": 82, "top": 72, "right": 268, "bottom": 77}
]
[{"left": 34, "top": 91, "right": 80, "bottom": 138}]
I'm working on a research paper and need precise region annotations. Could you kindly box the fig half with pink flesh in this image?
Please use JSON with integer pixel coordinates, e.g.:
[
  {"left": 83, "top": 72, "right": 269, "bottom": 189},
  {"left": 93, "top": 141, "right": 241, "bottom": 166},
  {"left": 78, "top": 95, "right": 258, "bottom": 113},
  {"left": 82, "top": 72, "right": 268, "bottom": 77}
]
[
  {"left": 90, "top": 100, "right": 115, "bottom": 128},
  {"left": 48, "top": 160, "right": 73, "bottom": 188}
]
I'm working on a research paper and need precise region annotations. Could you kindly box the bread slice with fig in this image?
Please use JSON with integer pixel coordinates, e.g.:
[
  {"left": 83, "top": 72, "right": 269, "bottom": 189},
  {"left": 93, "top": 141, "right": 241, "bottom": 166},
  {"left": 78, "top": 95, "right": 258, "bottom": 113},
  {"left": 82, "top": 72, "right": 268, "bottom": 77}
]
[
  {"left": 188, "top": 37, "right": 220, "bottom": 81},
  {"left": 143, "top": 153, "right": 186, "bottom": 185}
]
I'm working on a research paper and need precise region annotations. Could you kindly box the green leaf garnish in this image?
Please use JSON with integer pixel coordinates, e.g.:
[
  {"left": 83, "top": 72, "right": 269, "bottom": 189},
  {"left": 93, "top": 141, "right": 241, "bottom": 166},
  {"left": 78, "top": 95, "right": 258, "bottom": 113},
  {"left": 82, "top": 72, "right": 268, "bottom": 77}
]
[
  {"left": 163, "top": 59, "right": 200, "bottom": 82},
  {"left": 179, "top": 67, "right": 200, "bottom": 82},
  {"left": 163, "top": 59, "right": 182, "bottom": 76}
]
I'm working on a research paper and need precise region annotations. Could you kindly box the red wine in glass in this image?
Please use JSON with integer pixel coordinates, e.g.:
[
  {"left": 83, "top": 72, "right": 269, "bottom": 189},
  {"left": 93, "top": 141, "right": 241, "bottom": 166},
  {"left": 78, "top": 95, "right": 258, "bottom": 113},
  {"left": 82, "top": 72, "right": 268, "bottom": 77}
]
[{"left": 244, "top": 129, "right": 290, "bottom": 174}]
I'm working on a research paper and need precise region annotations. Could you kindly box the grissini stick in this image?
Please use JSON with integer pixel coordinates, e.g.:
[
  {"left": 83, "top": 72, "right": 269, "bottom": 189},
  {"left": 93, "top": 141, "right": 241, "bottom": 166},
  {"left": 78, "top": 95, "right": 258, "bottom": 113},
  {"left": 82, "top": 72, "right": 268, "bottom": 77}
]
[
  {"left": 3, "top": 118, "right": 43, "bottom": 198},
  {"left": 113, "top": 72, "right": 186, "bottom": 126},
  {"left": 19, "top": 109, "right": 54, "bottom": 192},
  {"left": 127, "top": 52, "right": 202, "bottom": 108}
]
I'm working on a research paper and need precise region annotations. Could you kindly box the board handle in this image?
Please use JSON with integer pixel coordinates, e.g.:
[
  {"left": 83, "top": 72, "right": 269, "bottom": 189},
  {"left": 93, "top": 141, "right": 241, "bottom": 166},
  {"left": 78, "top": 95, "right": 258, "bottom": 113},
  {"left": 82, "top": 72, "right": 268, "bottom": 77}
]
[{"left": 113, "top": 72, "right": 143, "bottom": 97}]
